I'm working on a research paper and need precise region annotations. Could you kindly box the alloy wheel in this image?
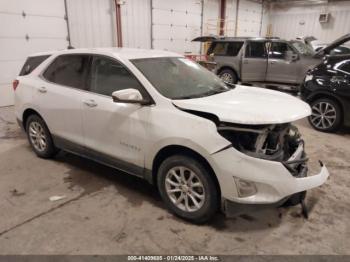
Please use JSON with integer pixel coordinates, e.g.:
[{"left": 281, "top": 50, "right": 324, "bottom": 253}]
[
  {"left": 28, "top": 121, "right": 47, "bottom": 152},
  {"left": 220, "top": 72, "right": 233, "bottom": 83},
  {"left": 165, "top": 166, "right": 205, "bottom": 212},
  {"left": 310, "top": 101, "right": 337, "bottom": 130}
]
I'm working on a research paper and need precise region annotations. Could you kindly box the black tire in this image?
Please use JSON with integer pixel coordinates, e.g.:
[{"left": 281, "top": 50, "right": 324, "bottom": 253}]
[
  {"left": 157, "top": 155, "right": 219, "bottom": 223},
  {"left": 308, "top": 98, "right": 342, "bottom": 132},
  {"left": 218, "top": 69, "right": 237, "bottom": 84},
  {"left": 25, "top": 114, "right": 58, "bottom": 158}
]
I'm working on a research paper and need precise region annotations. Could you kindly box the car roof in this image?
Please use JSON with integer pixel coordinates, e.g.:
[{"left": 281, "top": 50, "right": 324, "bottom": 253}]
[
  {"left": 28, "top": 48, "right": 181, "bottom": 60},
  {"left": 213, "top": 36, "right": 280, "bottom": 42},
  {"left": 28, "top": 50, "right": 59, "bottom": 57}
]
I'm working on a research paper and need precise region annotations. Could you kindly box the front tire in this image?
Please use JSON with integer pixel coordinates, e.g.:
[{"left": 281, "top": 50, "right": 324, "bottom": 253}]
[
  {"left": 26, "top": 114, "right": 58, "bottom": 158},
  {"left": 308, "top": 98, "right": 342, "bottom": 132},
  {"left": 157, "top": 155, "right": 219, "bottom": 223}
]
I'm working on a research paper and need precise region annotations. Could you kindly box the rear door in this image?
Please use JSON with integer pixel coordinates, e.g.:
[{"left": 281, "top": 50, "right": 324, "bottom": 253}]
[
  {"left": 241, "top": 40, "right": 268, "bottom": 82},
  {"left": 266, "top": 41, "right": 299, "bottom": 84},
  {"left": 38, "top": 54, "right": 91, "bottom": 146}
]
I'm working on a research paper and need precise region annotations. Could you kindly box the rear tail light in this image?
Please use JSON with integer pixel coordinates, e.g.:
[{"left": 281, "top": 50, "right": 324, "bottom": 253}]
[{"left": 12, "top": 79, "right": 19, "bottom": 91}]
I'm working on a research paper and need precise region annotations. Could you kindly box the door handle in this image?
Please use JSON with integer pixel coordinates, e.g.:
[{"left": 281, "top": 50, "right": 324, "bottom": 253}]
[
  {"left": 83, "top": 99, "right": 98, "bottom": 107},
  {"left": 38, "top": 86, "right": 47, "bottom": 93},
  {"left": 270, "top": 61, "right": 275, "bottom": 64},
  {"left": 243, "top": 60, "right": 248, "bottom": 64}
]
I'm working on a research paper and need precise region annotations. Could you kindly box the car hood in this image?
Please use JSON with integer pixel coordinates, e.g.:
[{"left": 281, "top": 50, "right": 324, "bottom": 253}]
[
  {"left": 316, "top": 33, "right": 350, "bottom": 56},
  {"left": 172, "top": 85, "right": 311, "bottom": 125}
]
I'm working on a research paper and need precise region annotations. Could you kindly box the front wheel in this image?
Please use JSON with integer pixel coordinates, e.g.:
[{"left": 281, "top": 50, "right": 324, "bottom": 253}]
[
  {"left": 157, "top": 155, "right": 219, "bottom": 223},
  {"left": 308, "top": 98, "right": 342, "bottom": 132}
]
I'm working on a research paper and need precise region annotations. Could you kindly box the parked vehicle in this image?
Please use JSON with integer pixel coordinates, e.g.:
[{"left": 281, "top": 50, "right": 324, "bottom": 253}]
[
  {"left": 193, "top": 34, "right": 350, "bottom": 91},
  {"left": 297, "top": 35, "right": 350, "bottom": 54},
  {"left": 301, "top": 54, "right": 350, "bottom": 132},
  {"left": 14, "top": 48, "right": 329, "bottom": 223}
]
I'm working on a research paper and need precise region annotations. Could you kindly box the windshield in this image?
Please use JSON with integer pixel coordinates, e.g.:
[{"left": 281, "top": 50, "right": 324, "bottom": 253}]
[
  {"left": 291, "top": 41, "right": 315, "bottom": 56},
  {"left": 131, "top": 57, "right": 231, "bottom": 100}
]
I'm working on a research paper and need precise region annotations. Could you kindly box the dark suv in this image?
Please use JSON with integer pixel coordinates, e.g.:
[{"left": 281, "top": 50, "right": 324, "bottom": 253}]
[{"left": 301, "top": 55, "right": 350, "bottom": 132}]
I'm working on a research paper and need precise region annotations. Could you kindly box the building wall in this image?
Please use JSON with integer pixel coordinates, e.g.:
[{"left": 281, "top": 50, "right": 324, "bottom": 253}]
[
  {"left": 0, "top": 0, "right": 68, "bottom": 106},
  {"left": 151, "top": 0, "right": 202, "bottom": 54},
  {"left": 66, "top": 0, "right": 115, "bottom": 48},
  {"left": 66, "top": 0, "right": 265, "bottom": 54},
  {"left": 236, "top": 0, "right": 263, "bottom": 37},
  {"left": 203, "top": 0, "right": 220, "bottom": 35},
  {"left": 202, "top": 0, "right": 264, "bottom": 37},
  {"left": 225, "top": 0, "right": 237, "bottom": 36},
  {"left": 269, "top": 1, "right": 350, "bottom": 43},
  {"left": 121, "top": 0, "right": 151, "bottom": 49}
]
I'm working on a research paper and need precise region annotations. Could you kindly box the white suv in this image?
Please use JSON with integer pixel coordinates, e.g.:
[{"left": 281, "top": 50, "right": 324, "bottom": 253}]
[{"left": 14, "top": 48, "right": 329, "bottom": 223}]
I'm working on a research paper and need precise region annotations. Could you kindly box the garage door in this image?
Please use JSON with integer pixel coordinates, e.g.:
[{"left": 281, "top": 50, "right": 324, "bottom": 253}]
[
  {"left": 0, "top": 0, "right": 68, "bottom": 107},
  {"left": 237, "top": 0, "right": 262, "bottom": 37},
  {"left": 152, "top": 0, "right": 202, "bottom": 54}
]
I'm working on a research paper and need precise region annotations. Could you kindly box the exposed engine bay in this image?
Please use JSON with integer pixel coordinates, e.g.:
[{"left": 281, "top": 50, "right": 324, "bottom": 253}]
[
  {"left": 217, "top": 122, "right": 308, "bottom": 178},
  {"left": 218, "top": 122, "right": 309, "bottom": 216},
  {"left": 217, "top": 122, "right": 301, "bottom": 161}
]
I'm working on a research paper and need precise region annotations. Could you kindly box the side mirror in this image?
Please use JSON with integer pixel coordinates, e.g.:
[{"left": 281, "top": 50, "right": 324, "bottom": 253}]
[
  {"left": 112, "top": 88, "right": 151, "bottom": 105},
  {"left": 286, "top": 50, "right": 298, "bottom": 61}
]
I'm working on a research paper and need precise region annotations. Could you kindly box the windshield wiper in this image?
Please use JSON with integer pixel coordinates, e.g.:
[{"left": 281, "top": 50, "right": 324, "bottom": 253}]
[
  {"left": 197, "top": 88, "right": 230, "bottom": 97},
  {"left": 173, "top": 87, "right": 231, "bottom": 100}
]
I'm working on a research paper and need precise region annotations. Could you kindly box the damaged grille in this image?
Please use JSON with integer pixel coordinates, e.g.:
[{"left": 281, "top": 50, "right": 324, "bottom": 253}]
[{"left": 218, "top": 122, "right": 302, "bottom": 162}]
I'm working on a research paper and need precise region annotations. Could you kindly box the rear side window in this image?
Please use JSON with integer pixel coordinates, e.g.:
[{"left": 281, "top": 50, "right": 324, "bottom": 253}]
[
  {"left": 245, "top": 41, "right": 267, "bottom": 58},
  {"left": 89, "top": 56, "right": 146, "bottom": 97},
  {"left": 208, "top": 42, "right": 243, "bottom": 56},
  {"left": 43, "top": 55, "right": 90, "bottom": 90},
  {"left": 19, "top": 55, "right": 50, "bottom": 76}
]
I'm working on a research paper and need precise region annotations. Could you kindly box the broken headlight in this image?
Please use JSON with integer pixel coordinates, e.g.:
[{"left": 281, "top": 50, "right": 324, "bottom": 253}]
[{"left": 218, "top": 122, "right": 302, "bottom": 162}]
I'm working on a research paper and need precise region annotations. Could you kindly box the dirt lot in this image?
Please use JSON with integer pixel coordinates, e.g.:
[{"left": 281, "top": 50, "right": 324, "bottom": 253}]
[{"left": 0, "top": 106, "right": 349, "bottom": 255}]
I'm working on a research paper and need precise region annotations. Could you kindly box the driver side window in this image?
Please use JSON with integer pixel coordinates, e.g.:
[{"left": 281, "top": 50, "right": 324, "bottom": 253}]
[
  {"left": 269, "top": 42, "right": 294, "bottom": 59},
  {"left": 89, "top": 56, "right": 144, "bottom": 97}
]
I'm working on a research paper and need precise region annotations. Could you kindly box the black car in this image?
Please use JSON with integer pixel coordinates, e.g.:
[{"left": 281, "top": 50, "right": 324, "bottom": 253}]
[{"left": 300, "top": 55, "right": 350, "bottom": 132}]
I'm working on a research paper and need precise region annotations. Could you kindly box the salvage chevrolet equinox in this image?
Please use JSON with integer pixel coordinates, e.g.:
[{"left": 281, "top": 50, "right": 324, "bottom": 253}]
[{"left": 14, "top": 48, "right": 329, "bottom": 223}]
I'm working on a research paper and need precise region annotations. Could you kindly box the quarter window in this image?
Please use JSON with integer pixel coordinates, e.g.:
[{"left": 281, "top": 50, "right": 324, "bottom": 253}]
[
  {"left": 269, "top": 42, "right": 294, "bottom": 59},
  {"left": 89, "top": 56, "right": 145, "bottom": 97},
  {"left": 245, "top": 42, "right": 267, "bottom": 58},
  {"left": 43, "top": 55, "right": 90, "bottom": 90},
  {"left": 20, "top": 55, "right": 50, "bottom": 76}
]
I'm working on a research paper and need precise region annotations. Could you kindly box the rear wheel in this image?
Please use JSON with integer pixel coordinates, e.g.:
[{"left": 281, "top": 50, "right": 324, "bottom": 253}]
[
  {"left": 157, "top": 155, "right": 219, "bottom": 223},
  {"left": 308, "top": 98, "right": 342, "bottom": 132},
  {"left": 218, "top": 69, "right": 237, "bottom": 84},
  {"left": 26, "top": 114, "right": 58, "bottom": 158}
]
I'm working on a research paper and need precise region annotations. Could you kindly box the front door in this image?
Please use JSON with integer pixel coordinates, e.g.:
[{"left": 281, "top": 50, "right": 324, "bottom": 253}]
[
  {"left": 81, "top": 55, "right": 151, "bottom": 175},
  {"left": 266, "top": 41, "right": 299, "bottom": 84},
  {"left": 241, "top": 41, "right": 268, "bottom": 82}
]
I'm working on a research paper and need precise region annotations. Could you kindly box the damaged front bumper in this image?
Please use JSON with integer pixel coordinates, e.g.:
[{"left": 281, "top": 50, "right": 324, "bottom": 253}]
[{"left": 209, "top": 141, "right": 329, "bottom": 207}]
